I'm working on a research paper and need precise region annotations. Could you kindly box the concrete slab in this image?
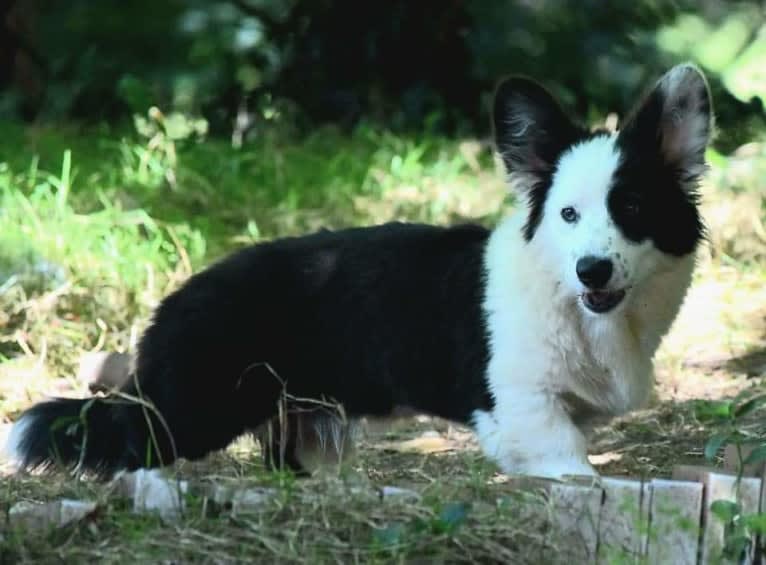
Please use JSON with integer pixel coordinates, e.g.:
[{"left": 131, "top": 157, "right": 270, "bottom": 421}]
[
  {"left": 645, "top": 478, "right": 703, "bottom": 565},
  {"left": 673, "top": 466, "right": 760, "bottom": 564},
  {"left": 548, "top": 482, "right": 603, "bottom": 562},
  {"left": 597, "top": 477, "right": 649, "bottom": 562},
  {"left": 118, "top": 469, "right": 188, "bottom": 522},
  {"left": 9, "top": 499, "right": 97, "bottom": 532}
]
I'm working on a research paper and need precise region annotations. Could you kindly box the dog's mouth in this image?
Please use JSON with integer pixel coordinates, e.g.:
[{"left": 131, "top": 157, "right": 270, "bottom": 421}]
[{"left": 581, "top": 289, "right": 626, "bottom": 314}]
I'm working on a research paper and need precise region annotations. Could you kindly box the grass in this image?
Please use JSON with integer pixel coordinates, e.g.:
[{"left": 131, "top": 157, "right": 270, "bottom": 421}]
[{"left": 0, "top": 117, "right": 765, "bottom": 562}]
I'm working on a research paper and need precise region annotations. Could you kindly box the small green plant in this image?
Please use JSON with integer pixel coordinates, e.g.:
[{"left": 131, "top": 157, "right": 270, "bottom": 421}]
[
  {"left": 696, "top": 392, "right": 766, "bottom": 561},
  {"left": 695, "top": 392, "right": 766, "bottom": 470},
  {"left": 370, "top": 500, "right": 471, "bottom": 560},
  {"left": 126, "top": 106, "right": 209, "bottom": 190}
]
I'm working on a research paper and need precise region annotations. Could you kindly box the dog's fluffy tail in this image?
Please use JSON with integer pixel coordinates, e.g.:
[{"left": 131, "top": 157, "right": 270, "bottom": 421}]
[{"left": 5, "top": 395, "right": 170, "bottom": 473}]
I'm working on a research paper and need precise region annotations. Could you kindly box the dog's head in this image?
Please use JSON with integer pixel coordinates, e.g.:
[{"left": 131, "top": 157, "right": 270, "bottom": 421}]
[{"left": 493, "top": 64, "right": 712, "bottom": 314}]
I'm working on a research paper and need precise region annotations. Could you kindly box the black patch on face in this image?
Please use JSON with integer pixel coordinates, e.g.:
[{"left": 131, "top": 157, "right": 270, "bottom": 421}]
[
  {"left": 612, "top": 89, "right": 706, "bottom": 256},
  {"left": 492, "top": 77, "right": 591, "bottom": 241}
]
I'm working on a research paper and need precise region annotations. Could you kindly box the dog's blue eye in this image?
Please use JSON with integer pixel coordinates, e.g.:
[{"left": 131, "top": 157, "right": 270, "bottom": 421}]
[{"left": 561, "top": 207, "right": 579, "bottom": 223}]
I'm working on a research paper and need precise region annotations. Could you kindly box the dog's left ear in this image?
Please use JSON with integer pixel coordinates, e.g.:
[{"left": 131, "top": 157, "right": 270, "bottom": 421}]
[{"left": 618, "top": 63, "right": 713, "bottom": 187}]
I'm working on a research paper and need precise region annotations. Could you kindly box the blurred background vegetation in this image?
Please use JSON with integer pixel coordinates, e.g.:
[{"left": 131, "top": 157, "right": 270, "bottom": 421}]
[{"left": 2, "top": 0, "right": 765, "bottom": 145}]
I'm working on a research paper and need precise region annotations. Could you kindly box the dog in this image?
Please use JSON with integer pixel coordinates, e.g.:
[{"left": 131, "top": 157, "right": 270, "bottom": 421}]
[{"left": 6, "top": 64, "right": 712, "bottom": 479}]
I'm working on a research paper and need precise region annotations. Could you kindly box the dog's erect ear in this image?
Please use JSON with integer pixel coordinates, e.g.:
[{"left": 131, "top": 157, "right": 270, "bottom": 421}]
[
  {"left": 618, "top": 63, "right": 713, "bottom": 188},
  {"left": 493, "top": 77, "right": 586, "bottom": 191}
]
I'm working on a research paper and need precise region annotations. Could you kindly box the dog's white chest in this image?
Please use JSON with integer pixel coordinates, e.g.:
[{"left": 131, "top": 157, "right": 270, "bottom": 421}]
[{"left": 549, "top": 312, "right": 651, "bottom": 418}]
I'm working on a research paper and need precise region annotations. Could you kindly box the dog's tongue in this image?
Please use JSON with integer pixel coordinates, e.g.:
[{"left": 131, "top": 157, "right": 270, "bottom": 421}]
[
  {"left": 583, "top": 288, "right": 626, "bottom": 313},
  {"left": 588, "top": 290, "right": 611, "bottom": 305}
]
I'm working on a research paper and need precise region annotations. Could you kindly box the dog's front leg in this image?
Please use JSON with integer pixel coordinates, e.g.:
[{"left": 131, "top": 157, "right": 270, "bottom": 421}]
[{"left": 473, "top": 390, "right": 597, "bottom": 480}]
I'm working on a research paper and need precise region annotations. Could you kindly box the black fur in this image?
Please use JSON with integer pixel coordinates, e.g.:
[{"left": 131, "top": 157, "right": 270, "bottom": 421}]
[
  {"left": 492, "top": 77, "right": 591, "bottom": 241},
  {"left": 612, "top": 81, "right": 708, "bottom": 256},
  {"left": 13, "top": 223, "right": 494, "bottom": 473}
]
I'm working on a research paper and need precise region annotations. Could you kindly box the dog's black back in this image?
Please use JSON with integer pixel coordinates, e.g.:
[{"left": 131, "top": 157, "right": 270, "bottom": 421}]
[{"left": 12, "top": 222, "right": 494, "bottom": 472}]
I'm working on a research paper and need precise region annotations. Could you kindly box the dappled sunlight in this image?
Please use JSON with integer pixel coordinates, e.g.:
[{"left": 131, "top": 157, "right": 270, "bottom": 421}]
[{"left": 656, "top": 261, "right": 766, "bottom": 401}]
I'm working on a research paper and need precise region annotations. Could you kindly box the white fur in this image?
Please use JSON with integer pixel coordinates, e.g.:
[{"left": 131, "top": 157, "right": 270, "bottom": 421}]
[
  {"left": 657, "top": 64, "right": 712, "bottom": 184},
  {"left": 4, "top": 412, "right": 34, "bottom": 465},
  {"left": 291, "top": 415, "right": 360, "bottom": 472},
  {"left": 474, "top": 135, "right": 696, "bottom": 479},
  {"left": 505, "top": 111, "right": 534, "bottom": 139}
]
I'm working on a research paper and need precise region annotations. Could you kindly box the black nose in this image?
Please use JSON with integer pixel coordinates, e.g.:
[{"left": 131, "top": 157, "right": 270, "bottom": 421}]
[{"left": 576, "top": 256, "right": 613, "bottom": 289}]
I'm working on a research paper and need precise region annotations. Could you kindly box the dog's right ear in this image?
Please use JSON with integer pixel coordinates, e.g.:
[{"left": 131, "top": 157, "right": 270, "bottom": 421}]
[{"left": 493, "top": 78, "right": 586, "bottom": 191}]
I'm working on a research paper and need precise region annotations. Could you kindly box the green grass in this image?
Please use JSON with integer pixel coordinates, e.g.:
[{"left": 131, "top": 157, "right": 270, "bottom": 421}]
[
  {"left": 0, "top": 120, "right": 765, "bottom": 563},
  {"left": 0, "top": 122, "right": 508, "bottom": 412},
  {"left": 2, "top": 122, "right": 505, "bottom": 253}
]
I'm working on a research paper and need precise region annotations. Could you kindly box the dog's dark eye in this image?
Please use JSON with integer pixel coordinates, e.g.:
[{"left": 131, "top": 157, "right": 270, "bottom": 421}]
[
  {"left": 561, "top": 207, "right": 579, "bottom": 223},
  {"left": 624, "top": 198, "right": 641, "bottom": 216}
]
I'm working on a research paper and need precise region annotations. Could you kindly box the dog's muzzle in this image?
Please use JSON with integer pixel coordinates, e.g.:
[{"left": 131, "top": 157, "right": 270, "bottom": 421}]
[{"left": 582, "top": 289, "right": 626, "bottom": 313}]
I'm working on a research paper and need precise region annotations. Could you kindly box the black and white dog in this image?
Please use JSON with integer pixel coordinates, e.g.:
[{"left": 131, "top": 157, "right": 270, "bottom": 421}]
[{"left": 7, "top": 64, "right": 712, "bottom": 479}]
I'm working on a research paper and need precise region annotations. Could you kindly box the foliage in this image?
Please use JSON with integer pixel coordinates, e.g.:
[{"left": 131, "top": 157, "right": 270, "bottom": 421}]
[
  {"left": 696, "top": 393, "right": 766, "bottom": 466},
  {"left": 1, "top": 0, "right": 764, "bottom": 143},
  {"left": 696, "top": 393, "right": 766, "bottom": 561}
]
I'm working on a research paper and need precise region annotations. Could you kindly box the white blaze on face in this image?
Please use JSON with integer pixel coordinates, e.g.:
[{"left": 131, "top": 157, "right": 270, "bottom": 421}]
[{"left": 532, "top": 135, "right": 630, "bottom": 292}]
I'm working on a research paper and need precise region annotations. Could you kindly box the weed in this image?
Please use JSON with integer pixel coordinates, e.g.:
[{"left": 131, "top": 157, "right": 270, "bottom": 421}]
[{"left": 695, "top": 391, "right": 766, "bottom": 561}]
